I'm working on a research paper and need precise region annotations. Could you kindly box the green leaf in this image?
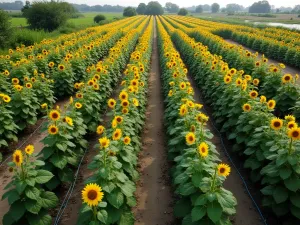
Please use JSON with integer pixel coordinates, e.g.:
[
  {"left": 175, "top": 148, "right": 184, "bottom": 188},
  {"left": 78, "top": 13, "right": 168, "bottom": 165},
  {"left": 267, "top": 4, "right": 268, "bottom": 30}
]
[
  {"left": 2, "top": 189, "right": 20, "bottom": 204},
  {"left": 34, "top": 160, "right": 45, "bottom": 166},
  {"left": 3, "top": 213, "right": 14, "bottom": 225},
  {"left": 50, "top": 153, "right": 68, "bottom": 169},
  {"left": 284, "top": 176, "right": 300, "bottom": 192},
  {"left": 39, "top": 191, "right": 58, "bottom": 208},
  {"left": 27, "top": 211, "right": 52, "bottom": 225},
  {"left": 11, "top": 200, "right": 26, "bottom": 221},
  {"left": 279, "top": 167, "right": 292, "bottom": 180},
  {"left": 207, "top": 201, "right": 222, "bottom": 223},
  {"left": 119, "top": 211, "right": 134, "bottom": 225},
  {"left": 291, "top": 204, "right": 300, "bottom": 219},
  {"left": 15, "top": 181, "right": 27, "bottom": 194},
  {"left": 291, "top": 193, "right": 300, "bottom": 208},
  {"left": 195, "top": 195, "right": 207, "bottom": 206},
  {"left": 174, "top": 198, "right": 192, "bottom": 218},
  {"left": 98, "top": 201, "right": 107, "bottom": 208},
  {"left": 25, "top": 199, "right": 42, "bottom": 214},
  {"left": 107, "top": 191, "right": 124, "bottom": 209},
  {"left": 273, "top": 186, "right": 288, "bottom": 204},
  {"left": 97, "top": 210, "right": 108, "bottom": 224},
  {"left": 35, "top": 170, "right": 54, "bottom": 184},
  {"left": 25, "top": 187, "right": 40, "bottom": 200},
  {"left": 191, "top": 206, "right": 206, "bottom": 222}
]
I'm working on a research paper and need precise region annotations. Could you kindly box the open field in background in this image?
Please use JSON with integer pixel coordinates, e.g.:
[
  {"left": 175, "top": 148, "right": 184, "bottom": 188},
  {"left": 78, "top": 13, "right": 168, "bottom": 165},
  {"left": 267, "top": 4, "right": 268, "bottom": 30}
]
[
  {"left": 192, "top": 13, "right": 300, "bottom": 24},
  {"left": 9, "top": 12, "right": 123, "bottom": 27}
]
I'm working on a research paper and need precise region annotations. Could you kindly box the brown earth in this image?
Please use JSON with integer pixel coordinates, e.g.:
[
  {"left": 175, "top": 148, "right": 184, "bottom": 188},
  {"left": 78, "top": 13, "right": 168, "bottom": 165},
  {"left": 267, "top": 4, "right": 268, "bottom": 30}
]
[{"left": 133, "top": 18, "right": 175, "bottom": 225}]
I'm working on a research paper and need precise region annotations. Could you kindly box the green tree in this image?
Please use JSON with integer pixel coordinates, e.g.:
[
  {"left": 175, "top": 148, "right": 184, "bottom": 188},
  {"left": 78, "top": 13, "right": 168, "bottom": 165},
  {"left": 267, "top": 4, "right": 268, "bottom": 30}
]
[
  {"left": 24, "top": 1, "right": 75, "bottom": 31},
  {"left": 165, "top": 2, "right": 179, "bottom": 13},
  {"left": 145, "top": 1, "right": 164, "bottom": 15},
  {"left": 21, "top": 0, "right": 30, "bottom": 16},
  {"left": 249, "top": 1, "right": 271, "bottom": 13},
  {"left": 0, "top": 9, "right": 12, "bottom": 49},
  {"left": 123, "top": 7, "right": 137, "bottom": 17},
  {"left": 211, "top": 3, "right": 220, "bottom": 13},
  {"left": 178, "top": 8, "right": 188, "bottom": 15},
  {"left": 136, "top": 3, "right": 147, "bottom": 15},
  {"left": 195, "top": 5, "right": 203, "bottom": 13},
  {"left": 94, "top": 14, "right": 106, "bottom": 23}
]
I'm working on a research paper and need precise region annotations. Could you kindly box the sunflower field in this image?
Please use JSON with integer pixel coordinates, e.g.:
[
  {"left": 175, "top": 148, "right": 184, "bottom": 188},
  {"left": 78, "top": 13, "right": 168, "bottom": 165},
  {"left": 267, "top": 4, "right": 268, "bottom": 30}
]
[{"left": 1, "top": 14, "right": 300, "bottom": 225}]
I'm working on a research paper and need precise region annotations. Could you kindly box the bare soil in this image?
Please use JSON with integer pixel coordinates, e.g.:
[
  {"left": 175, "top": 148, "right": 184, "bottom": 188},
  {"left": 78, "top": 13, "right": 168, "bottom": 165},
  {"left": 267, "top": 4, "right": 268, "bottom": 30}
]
[{"left": 133, "top": 18, "right": 175, "bottom": 225}]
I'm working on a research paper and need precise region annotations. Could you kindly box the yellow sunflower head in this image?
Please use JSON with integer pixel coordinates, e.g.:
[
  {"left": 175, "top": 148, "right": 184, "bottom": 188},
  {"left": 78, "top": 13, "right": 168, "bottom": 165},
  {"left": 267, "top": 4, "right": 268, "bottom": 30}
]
[
  {"left": 196, "top": 113, "right": 209, "bottom": 123},
  {"left": 115, "top": 116, "right": 123, "bottom": 124},
  {"left": 25, "top": 83, "right": 32, "bottom": 89},
  {"left": 99, "top": 137, "right": 110, "bottom": 149},
  {"left": 285, "top": 115, "right": 295, "bottom": 122},
  {"left": 287, "top": 121, "right": 298, "bottom": 130},
  {"left": 25, "top": 145, "right": 34, "bottom": 155},
  {"left": 198, "top": 142, "right": 209, "bottom": 158},
  {"left": 186, "top": 132, "right": 196, "bottom": 145},
  {"left": 224, "top": 75, "right": 232, "bottom": 84},
  {"left": 112, "top": 129, "right": 122, "bottom": 141},
  {"left": 179, "top": 104, "right": 188, "bottom": 116},
  {"left": 76, "top": 93, "right": 83, "bottom": 99},
  {"left": 179, "top": 82, "right": 186, "bottom": 90},
  {"left": 288, "top": 127, "right": 300, "bottom": 140},
  {"left": 270, "top": 118, "right": 283, "bottom": 131},
  {"left": 249, "top": 90, "right": 258, "bottom": 99},
  {"left": 133, "top": 98, "right": 139, "bottom": 107},
  {"left": 13, "top": 150, "right": 23, "bottom": 167},
  {"left": 260, "top": 95, "right": 266, "bottom": 103},
  {"left": 253, "top": 79, "right": 259, "bottom": 86},
  {"left": 242, "top": 103, "right": 251, "bottom": 112},
  {"left": 41, "top": 103, "right": 47, "bottom": 109},
  {"left": 96, "top": 125, "right": 105, "bottom": 135},
  {"left": 267, "top": 100, "right": 276, "bottom": 110},
  {"left": 119, "top": 91, "right": 128, "bottom": 101},
  {"left": 48, "top": 125, "right": 59, "bottom": 135},
  {"left": 122, "top": 107, "right": 129, "bottom": 114},
  {"left": 282, "top": 74, "right": 292, "bottom": 84},
  {"left": 65, "top": 116, "right": 73, "bottom": 126},
  {"left": 217, "top": 163, "right": 231, "bottom": 177},
  {"left": 75, "top": 102, "right": 82, "bottom": 109},
  {"left": 82, "top": 183, "right": 104, "bottom": 207},
  {"left": 108, "top": 99, "right": 116, "bottom": 109},
  {"left": 121, "top": 100, "right": 129, "bottom": 108},
  {"left": 49, "top": 110, "right": 60, "bottom": 121},
  {"left": 123, "top": 136, "right": 131, "bottom": 145}
]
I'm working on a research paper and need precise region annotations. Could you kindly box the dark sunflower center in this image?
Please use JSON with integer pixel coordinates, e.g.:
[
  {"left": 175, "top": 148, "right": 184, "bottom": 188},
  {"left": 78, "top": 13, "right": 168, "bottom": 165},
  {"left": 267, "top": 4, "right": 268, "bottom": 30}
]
[
  {"left": 220, "top": 168, "right": 225, "bottom": 173},
  {"left": 51, "top": 127, "right": 57, "bottom": 133},
  {"left": 123, "top": 102, "right": 128, "bottom": 107},
  {"left": 274, "top": 122, "right": 281, "bottom": 127},
  {"left": 117, "top": 118, "right": 121, "bottom": 122},
  {"left": 201, "top": 148, "right": 205, "bottom": 153},
  {"left": 285, "top": 76, "right": 290, "bottom": 81},
  {"left": 269, "top": 103, "right": 274, "bottom": 107},
  {"left": 87, "top": 190, "right": 97, "bottom": 200},
  {"left": 52, "top": 113, "right": 58, "bottom": 119},
  {"left": 189, "top": 136, "right": 194, "bottom": 141},
  {"left": 246, "top": 106, "right": 250, "bottom": 110},
  {"left": 292, "top": 131, "right": 299, "bottom": 137},
  {"left": 16, "top": 155, "right": 20, "bottom": 162}
]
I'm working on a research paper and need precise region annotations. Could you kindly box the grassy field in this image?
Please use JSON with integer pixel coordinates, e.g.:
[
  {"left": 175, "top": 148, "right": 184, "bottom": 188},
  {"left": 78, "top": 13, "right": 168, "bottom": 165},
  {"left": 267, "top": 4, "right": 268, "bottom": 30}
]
[
  {"left": 10, "top": 12, "right": 123, "bottom": 27},
  {"left": 192, "top": 13, "right": 300, "bottom": 24}
]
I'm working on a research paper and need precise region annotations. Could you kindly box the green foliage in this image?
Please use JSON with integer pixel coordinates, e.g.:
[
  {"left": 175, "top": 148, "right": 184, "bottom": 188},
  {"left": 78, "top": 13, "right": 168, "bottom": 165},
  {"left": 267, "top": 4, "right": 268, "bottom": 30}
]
[
  {"left": 24, "top": 1, "right": 76, "bottom": 31},
  {"left": 123, "top": 7, "right": 136, "bottom": 17},
  {"left": 211, "top": 3, "right": 220, "bottom": 13},
  {"left": 0, "top": 9, "right": 12, "bottom": 49},
  {"left": 136, "top": 3, "right": 147, "bottom": 15},
  {"left": 94, "top": 14, "right": 106, "bottom": 24},
  {"left": 145, "top": 1, "right": 164, "bottom": 15},
  {"left": 178, "top": 8, "right": 188, "bottom": 16}
]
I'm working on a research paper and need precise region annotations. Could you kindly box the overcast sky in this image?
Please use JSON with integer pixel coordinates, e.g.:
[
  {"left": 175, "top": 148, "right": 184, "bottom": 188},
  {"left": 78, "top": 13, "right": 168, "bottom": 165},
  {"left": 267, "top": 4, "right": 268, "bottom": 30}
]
[{"left": 62, "top": 0, "right": 299, "bottom": 8}]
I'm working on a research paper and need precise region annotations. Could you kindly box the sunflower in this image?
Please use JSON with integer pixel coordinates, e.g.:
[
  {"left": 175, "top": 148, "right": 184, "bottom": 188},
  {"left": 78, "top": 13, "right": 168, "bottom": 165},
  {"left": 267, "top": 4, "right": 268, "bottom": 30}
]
[
  {"left": 75, "top": 102, "right": 82, "bottom": 109},
  {"left": 41, "top": 103, "right": 47, "bottom": 109},
  {"left": 48, "top": 62, "right": 55, "bottom": 68},
  {"left": 133, "top": 98, "right": 139, "bottom": 107},
  {"left": 87, "top": 80, "right": 94, "bottom": 86},
  {"left": 287, "top": 121, "right": 298, "bottom": 129},
  {"left": 12, "top": 78, "right": 19, "bottom": 84},
  {"left": 198, "top": 142, "right": 209, "bottom": 158},
  {"left": 272, "top": 67, "right": 278, "bottom": 73},
  {"left": 282, "top": 74, "right": 292, "bottom": 84},
  {"left": 65, "top": 116, "right": 73, "bottom": 126},
  {"left": 2, "top": 95, "right": 11, "bottom": 103},
  {"left": 48, "top": 125, "right": 59, "bottom": 135},
  {"left": 288, "top": 127, "right": 300, "bottom": 140},
  {"left": 49, "top": 110, "right": 60, "bottom": 121},
  {"left": 168, "top": 90, "right": 173, "bottom": 97},
  {"left": 58, "top": 64, "right": 65, "bottom": 71},
  {"left": 270, "top": 118, "right": 283, "bottom": 130},
  {"left": 224, "top": 76, "right": 232, "bottom": 84},
  {"left": 112, "top": 129, "right": 122, "bottom": 141},
  {"left": 130, "top": 79, "right": 139, "bottom": 87},
  {"left": 99, "top": 137, "right": 110, "bottom": 148},
  {"left": 25, "top": 83, "right": 32, "bottom": 88},
  {"left": 217, "top": 163, "right": 231, "bottom": 177},
  {"left": 285, "top": 115, "right": 295, "bottom": 122},
  {"left": 82, "top": 183, "right": 104, "bottom": 207},
  {"left": 179, "top": 82, "right": 186, "bottom": 90},
  {"left": 235, "top": 78, "right": 242, "bottom": 86},
  {"left": 123, "top": 136, "right": 131, "bottom": 145},
  {"left": 119, "top": 91, "right": 128, "bottom": 101},
  {"left": 267, "top": 100, "right": 276, "bottom": 110},
  {"left": 245, "top": 75, "right": 252, "bottom": 81},
  {"left": 97, "top": 125, "right": 105, "bottom": 135},
  {"left": 179, "top": 104, "right": 188, "bottom": 116},
  {"left": 25, "top": 145, "right": 34, "bottom": 155},
  {"left": 115, "top": 116, "right": 123, "bottom": 124},
  {"left": 260, "top": 95, "right": 266, "bottom": 103},
  {"left": 76, "top": 93, "right": 83, "bottom": 98},
  {"left": 93, "top": 84, "right": 100, "bottom": 90},
  {"left": 13, "top": 150, "right": 23, "bottom": 167},
  {"left": 122, "top": 107, "right": 129, "bottom": 114},
  {"left": 186, "top": 100, "right": 194, "bottom": 108},
  {"left": 242, "top": 103, "right": 251, "bottom": 112},
  {"left": 253, "top": 79, "right": 259, "bottom": 86},
  {"left": 121, "top": 100, "right": 129, "bottom": 108},
  {"left": 196, "top": 113, "right": 209, "bottom": 123},
  {"left": 108, "top": 99, "right": 116, "bottom": 108},
  {"left": 140, "top": 81, "right": 144, "bottom": 87},
  {"left": 186, "top": 132, "right": 196, "bottom": 145},
  {"left": 249, "top": 90, "right": 258, "bottom": 99},
  {"left": 190, "top": 125, "right": 196, "bottom": 132}
]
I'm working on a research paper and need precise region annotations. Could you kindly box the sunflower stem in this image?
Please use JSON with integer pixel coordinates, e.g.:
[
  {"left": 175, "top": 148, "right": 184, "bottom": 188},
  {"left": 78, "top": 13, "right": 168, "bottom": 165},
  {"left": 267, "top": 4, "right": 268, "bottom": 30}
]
[
  {"left": 93, "top": 206, "right": 97, "bottom": 221},
  {"left": 210, "top": 168, "right": 217, "bottom": 192},
  {"left": 288, "top": 138, "right": 293, "bottom": 155}
]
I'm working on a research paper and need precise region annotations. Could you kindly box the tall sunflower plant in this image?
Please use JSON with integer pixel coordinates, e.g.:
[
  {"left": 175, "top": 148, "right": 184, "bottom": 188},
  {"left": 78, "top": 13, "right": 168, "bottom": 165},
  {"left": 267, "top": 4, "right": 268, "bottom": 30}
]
[
  {"left": 2, "top": 145, "right": 58, "bottom": 225},
  {"left": 52, "top": 63, "right": 75, "bottom": 97}
]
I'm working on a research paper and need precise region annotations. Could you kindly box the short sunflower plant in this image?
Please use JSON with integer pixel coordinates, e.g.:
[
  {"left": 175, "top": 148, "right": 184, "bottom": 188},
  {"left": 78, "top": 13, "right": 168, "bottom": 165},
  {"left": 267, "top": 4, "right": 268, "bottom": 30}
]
[{"left": 2, "top": 145, "right": 58, "bottom": 225}]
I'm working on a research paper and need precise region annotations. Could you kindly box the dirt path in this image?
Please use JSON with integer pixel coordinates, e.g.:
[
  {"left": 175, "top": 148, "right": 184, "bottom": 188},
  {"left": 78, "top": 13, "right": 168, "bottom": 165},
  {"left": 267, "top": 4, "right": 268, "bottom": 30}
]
[
  {"left": 225, "top": 39, "right": 300, "bottom": 85},
  {"left": 0, "top": 97, "right": 69, "bottom": 224},
  {"left": 187, "top": 73, "right": 265, "bottom": 225},
  {"left": 133, "top": 18, "right": 175, "bottom": 225}
]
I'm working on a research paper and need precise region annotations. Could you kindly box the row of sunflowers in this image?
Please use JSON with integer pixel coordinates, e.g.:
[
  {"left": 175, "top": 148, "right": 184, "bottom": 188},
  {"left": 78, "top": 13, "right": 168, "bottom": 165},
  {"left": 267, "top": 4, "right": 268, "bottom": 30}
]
[
  {"left": 0, "top": 16, "right": 145, "bottom": 151},
  {"left": 160, "top": 15, "right": 300, "bottom": 224},
  {"left": 165, "top": 15, "right": 300, "bottom": 120},
  {"left": 2, "top": 16, "right": 151, "bottom": 225},
  {"left": 170, "top": 16, "right": 300, "bottom": 69},
  {"left": 157, "top": 17, "right": 237, "bottom": 225},
  {"left": 77, "top": 17, "right": 153, "bottom": 225}
]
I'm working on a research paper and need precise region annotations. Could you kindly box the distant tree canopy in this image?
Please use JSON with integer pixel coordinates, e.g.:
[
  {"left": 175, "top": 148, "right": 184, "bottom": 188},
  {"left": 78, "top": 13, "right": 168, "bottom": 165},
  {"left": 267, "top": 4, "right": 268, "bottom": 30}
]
[
  {"left": 145, "top": 1, "right": 164, "bottom": 15},
  {"left": 178, "top": 8, "right": 188, "bottom": 16},
  {"left": 0, "top": 9, "right": 12, "bottom": 49},
  {"left": 292, "top": 5, "right": 300, "bottom": 13},
  {"left": 94, "top": 14, "right": 106, "bottom": 23},
  {"left": 249, "top": 1, "right": 271, "bottom": 13},
  {"left": 165, "top": 2, "right": 179, "bottom": 13},
  {"left": 71, "top": 4, "right": 124, "bottom": 12},
  {"left": 123, "top": 7, "right": 137, "bottom": 17},
  {"left": 23, "top": 1, "right": 76, "bottom": 31},
  {"left": 226, "top": 4, "right": 244, "bottom": 13},
  {"left": 0, "top": 1, "right": 23, "bottom": 10},
  {"left": 195, "top": 5, "right": 203, "bottom": 13},
  {"left": 136, "top": 3, "right": 147, "bottom": 15},
  {"left": 211, "top": 3, "right": 220, "bottom": 13}
]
